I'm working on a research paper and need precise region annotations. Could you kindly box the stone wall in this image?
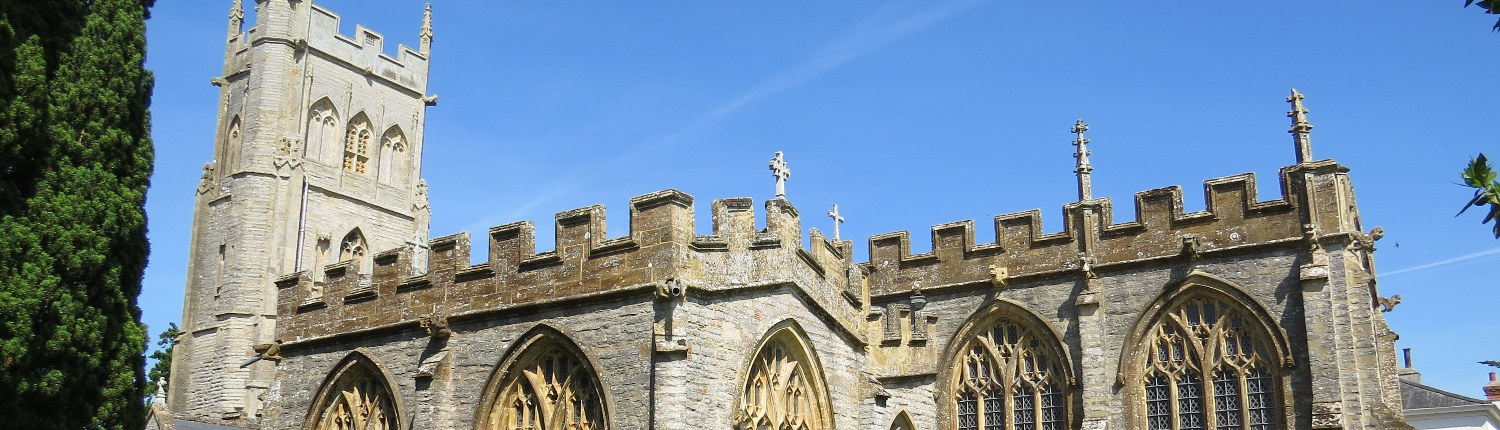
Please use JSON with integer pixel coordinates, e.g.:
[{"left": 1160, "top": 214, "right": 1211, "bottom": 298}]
[
  {"left": 259, "top": 159, "right": 1407, "bottom": 429},
  {"left": 170, "top": 0, "right": 433, "bottom": 423}
]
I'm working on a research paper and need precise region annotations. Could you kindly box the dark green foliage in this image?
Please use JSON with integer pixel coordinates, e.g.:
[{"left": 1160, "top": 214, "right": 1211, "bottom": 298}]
[
  {"left": 0, "top": 0, "right": 156, "bottom": 429},
  {"left": 146, "top": 323, "right": 177, "bottom": 394},
  {"left": 1466, "top": 0, "right": 1500, "bottom": 31},
  {"left": 1457, "top": 154, "right": 1500, "bottom": 238}
]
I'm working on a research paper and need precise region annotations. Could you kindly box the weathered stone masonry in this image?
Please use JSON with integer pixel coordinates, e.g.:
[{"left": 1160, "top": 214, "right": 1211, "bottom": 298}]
[
  {"left": 171, "top": 0, "right": 434, "bottom": 422},
  {"left": 174, "top": 1, "right": 1408, "bottom": 429},
  {"left": 262, "top": 154, "right": 1406, "bottom": 429}
]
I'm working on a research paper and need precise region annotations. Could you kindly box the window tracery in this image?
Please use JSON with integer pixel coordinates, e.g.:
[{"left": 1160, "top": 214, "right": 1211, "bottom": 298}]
[
  {"left": 1140, "top": 295, "right": 1278, "bottom": 430},
  {"left": 306, "top": 99, "right": 339, "bottom": 163},
  {"left": 339, "top": 229, "right": 367, "bottom": 264},
  {"left": 951, "top": 317, "right": 1067, "bottom": 430},
  {"left": 344, "top": 114, "right": 372, "bottom": 174},
  {"left": 734, "top": 332, "right": 829, "bottom": 430},
  {"left": 312, "top": 360, "right": 397, "bottom": 430},
  {"left": 483, "top": 339, "right": 605, "bottom": 430}
]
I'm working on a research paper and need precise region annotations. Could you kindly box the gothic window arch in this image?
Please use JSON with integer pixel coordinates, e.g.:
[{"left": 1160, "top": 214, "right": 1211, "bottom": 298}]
[
  {"left": 309, "top": 352, "right": 401, "bottom": 430},
  {"left": 947, "top": 308, "right": 1070, "bottom": 430},
  {"left": 377, "top": 126, "right": 408, "bottom": 186},
  {"left": 220, "top": 116, "right": 242, "bottom": 176},
  {"left": 344, "top": 112, "right": 373, "bottom": 174},
  {"left": 479, "top": 329, "right": 606, "bottom": 430},
  {"left": 890, "top": 411, "right": 916, "bottom": 430},
  {"left": 1135, "top": 292, "right": 1282, "bottom": 430},
  {"left": 306, "top": 98, "right": 339, "bottom": 164},
  {"left": 339, "top": 228, "right": 370, "bottom": 273},
  {"left": 733, "top": 324, "right": 831, "bottom": 430}
]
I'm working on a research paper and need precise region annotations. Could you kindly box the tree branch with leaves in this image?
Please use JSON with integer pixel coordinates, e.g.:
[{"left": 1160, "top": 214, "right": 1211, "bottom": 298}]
[
  {"left": 1458, "top": 154, "right": 1500, "bottom": 237},
  {"left": 1467, "top": 0, "right": 1500, "bottom": 30}
]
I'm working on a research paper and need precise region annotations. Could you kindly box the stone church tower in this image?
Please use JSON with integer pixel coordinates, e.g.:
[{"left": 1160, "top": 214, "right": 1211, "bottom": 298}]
[{"left": 168, "top": 0, "right": 435, "bottom": 423}]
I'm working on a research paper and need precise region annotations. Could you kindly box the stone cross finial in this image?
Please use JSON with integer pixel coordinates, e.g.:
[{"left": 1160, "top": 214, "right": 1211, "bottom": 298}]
[
  {"left": 419, "top": 3, "right": 434, "bottom": 54},
  {"left": 228, "top": 0, "right": 245, "bottom": 43},
  {"left": 827, "top": 204, "right": 844, "bottom": 241},
  {"left": 769, "top": 151, "right": 791, "bottom": 199},
  {"left": 1288, "top": 88, "right": 1314, "bottom": 164},
  {"left": 1071, "top": 119, "right": 1094, "bottom": 201},
  {"left": 154, "top": 378, "right": 167, "bottom": 404}
]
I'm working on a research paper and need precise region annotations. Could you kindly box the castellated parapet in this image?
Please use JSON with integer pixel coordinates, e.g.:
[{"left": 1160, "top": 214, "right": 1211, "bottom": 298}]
[
  {"left": 223, "top": 4, "right": 430, "bottom": 95},
  {"left": 864, "top": 162, "right": 1340, "bottom": 298},
  {"left": 275, "top": 190, "right": 865, "bottom": 345},
  {"left": 266, "top": 154, "right": 1405, "bottom": 430}
]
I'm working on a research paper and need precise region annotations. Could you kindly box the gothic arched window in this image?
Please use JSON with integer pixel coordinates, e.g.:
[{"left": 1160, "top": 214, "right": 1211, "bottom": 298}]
[
  {"left": 1139, "top": 295, "right": 1280, "bottom": 430},
  {"left": 305, "top": 98, "right": 339, "bottom": 164},
  {"left": 344, "top": 113, "right": 372, "bottom": 174},
  {"left": 220, "top": 117, "right": 242, "bottom": 176},
  {"left": 950, "top": 315, "right": 1068, "bottom": 430},
  {"left": 482, "top": 334, "right": 605, "bottom": 430},
  {"left": 310, "top": 354, "right": 399, "bottom": 430},
  {"left": 377, "top": 126, "right": 408, "bottom": 186},
  {"left": 734, "top": 326, "right": 830, "bottom": 430}
]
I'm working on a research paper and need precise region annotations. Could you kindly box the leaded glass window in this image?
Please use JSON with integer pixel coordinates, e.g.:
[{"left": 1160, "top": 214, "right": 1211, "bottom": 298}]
[
  {"left": 312, "top": 359, "right": 397, "bottom": 430},
  {"left": 951, "top": 317, "right": 1068, "bottom": 430},
  {"left": 733, "top": 332, "right": 829, "bottom": 430},
  {"left": 483, "top": 339, "right": 604, "bottom": 430},
  {"left": 1140, "top": 296, "right": 1280, "bottom": 430}
]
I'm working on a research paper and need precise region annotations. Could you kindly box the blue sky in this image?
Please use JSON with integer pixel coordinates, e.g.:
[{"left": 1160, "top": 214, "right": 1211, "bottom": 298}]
[{"left": 142, "top": 1, "right": 1500, "bottom": 397}]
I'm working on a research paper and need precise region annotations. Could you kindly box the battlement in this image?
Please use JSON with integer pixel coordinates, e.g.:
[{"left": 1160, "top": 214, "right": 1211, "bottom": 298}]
[
  {"left": 301, "top": 4, "right": 430, "bottom": 92},
  {"left": 864, "top": 160, "right": 1356, "bottom": 297},
  {"left": 223, "top": 1, "right": 431, "bottom": 94},
  {"left": 275, "top": 190, "right": 863, "bottom": 342}
]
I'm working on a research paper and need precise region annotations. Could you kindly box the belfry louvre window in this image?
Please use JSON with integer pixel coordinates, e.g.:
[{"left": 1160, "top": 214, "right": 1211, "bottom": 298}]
[
  {"left": 344, "top": 114, "right": 372, "bottom": 174},
  {"left": 1140, "top": 296, "right": 1279, "bottom": 430},
  {"left": 483, "top": 339, "right": 604, "bottom": 430},
  {"left": 951, "top": 317, "right": 1067, "bottom": 430}
]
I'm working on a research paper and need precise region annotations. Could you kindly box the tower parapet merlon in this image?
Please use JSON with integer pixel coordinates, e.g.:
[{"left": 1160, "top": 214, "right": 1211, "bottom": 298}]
[
  {"left": 302, "top": 4, "right": 432, "bottom": 92},
  {"left": 274, "top": 190, "right": 863, "bottom": 342}
]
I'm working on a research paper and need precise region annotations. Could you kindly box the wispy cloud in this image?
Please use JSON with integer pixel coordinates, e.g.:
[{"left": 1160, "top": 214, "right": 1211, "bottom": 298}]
[
  {"left": 1381, "top": 246, "right": 1500, "bottom": 276},
  {"left": 470, "top": 0, "right": 987, "bottom": 232},
  {"left": 661, "top": 0, "right": 987, "bottom": 146}
]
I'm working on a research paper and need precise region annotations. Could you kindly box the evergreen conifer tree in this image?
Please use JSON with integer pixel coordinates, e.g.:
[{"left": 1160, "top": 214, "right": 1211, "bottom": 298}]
[{"left": 0, "top": 0, "right": 155, "bottom": 429}]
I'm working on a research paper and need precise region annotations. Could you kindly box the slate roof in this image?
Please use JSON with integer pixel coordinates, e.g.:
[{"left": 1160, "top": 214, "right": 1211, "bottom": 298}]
[{"left": 1402, "top": 379, "right": 1489, "bottom": 410}]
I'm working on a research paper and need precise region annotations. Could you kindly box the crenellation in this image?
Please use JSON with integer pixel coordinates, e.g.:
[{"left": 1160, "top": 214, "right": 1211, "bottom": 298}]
[
  {"left": 177, "top": 11, "right": 1410, "bottom": 425},
  {"left": 865, "top": 167, "right": 1315, "bottom": 298},
  {"left": 305, "top": 5, "right": 430, "bottom": 94},
  {"left": 274, "top": 190, "right": 866, "bottom": 346}
]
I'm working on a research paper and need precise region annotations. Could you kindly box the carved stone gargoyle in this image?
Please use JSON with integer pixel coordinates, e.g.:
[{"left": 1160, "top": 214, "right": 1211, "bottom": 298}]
[
  {"left": 1378, "top": 294, "right": 1402, "bottom": 313},
  {"left": 420, "top": 313, "right": 451, "bottom": 338},
  {"left": 988, "top": 264, "right": 1009, "bottom": 288},
  {"left": 1181, "top": 235, "right": 1202, "bottom": 262}
]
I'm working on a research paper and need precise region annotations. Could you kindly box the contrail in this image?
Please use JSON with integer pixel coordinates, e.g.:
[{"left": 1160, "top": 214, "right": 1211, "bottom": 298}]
[
  {"left": 476, "top": 0, "right": 987, "bottom": 231},
  {"left": 1381, "top": 246, "right": 1500, "bottom": 276}
]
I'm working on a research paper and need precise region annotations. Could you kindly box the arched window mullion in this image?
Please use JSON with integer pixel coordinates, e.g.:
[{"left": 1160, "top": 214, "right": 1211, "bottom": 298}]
[{"left": 1141, "top": 295, "right": 1281, "bottom": 430}]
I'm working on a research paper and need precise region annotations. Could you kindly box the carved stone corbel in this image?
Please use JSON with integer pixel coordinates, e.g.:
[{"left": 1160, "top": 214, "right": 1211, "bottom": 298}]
[{"left": 419, "top": 313, "right": 450, "bottom": 338}]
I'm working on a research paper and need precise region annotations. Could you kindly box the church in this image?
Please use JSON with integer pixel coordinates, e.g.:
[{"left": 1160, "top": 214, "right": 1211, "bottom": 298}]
[{"left": 159, "top": 1, "right": 1412, "bottom": 429}]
